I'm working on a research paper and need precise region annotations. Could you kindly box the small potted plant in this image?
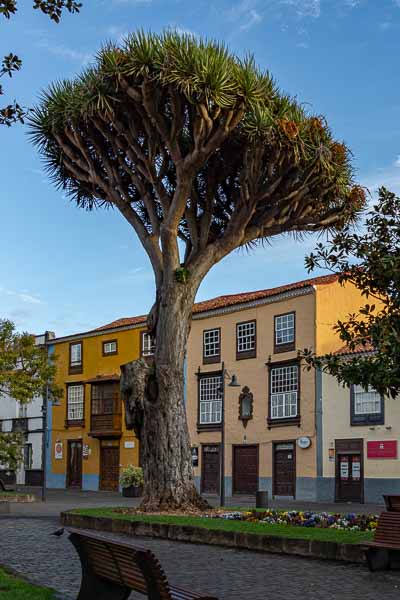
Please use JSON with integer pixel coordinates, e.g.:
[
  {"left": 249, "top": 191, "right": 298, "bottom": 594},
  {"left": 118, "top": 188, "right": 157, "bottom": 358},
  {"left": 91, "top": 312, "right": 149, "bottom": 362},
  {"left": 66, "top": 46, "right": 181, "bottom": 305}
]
[{"left": 120, "top": 465, "right": 144, "bottom": 498}]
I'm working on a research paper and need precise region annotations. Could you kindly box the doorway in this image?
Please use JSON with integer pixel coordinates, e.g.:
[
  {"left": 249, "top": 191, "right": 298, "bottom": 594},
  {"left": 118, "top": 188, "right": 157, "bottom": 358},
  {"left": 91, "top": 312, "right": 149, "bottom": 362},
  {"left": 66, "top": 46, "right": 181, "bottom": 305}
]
[
  {"left": 273, "top": 442, "right": 296, "bottom": 497},
  {"left": 100, "top": 441, "right": 120, "bottom": 491},
  {"left": 201, "top": 445, "right": 220, "bottom": 494},
  {"left": 67, "top": 440, "right": 82, "bottom": 489},
  {"left": 233, "top": 445, "right": 259, "bottom": 494},
  {"left": 335, "top": 439, "right": 364, "bottom": 502}
]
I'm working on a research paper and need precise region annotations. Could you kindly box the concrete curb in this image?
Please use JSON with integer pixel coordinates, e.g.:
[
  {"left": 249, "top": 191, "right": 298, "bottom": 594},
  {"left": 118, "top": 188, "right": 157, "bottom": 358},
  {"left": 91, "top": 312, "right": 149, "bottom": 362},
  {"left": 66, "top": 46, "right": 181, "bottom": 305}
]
[
  {"left": 61, "top": 512, "right": 367, "bottom": 564},
  {"left": 0, "top": 503, "right": 10, "bottom": 514}
]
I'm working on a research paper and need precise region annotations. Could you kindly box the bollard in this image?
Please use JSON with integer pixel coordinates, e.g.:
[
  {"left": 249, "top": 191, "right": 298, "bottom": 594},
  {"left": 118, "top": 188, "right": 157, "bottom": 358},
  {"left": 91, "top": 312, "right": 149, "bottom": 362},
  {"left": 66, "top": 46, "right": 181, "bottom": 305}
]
[{"left": 255, "top": 490, "right": 268, "bottom": 508}]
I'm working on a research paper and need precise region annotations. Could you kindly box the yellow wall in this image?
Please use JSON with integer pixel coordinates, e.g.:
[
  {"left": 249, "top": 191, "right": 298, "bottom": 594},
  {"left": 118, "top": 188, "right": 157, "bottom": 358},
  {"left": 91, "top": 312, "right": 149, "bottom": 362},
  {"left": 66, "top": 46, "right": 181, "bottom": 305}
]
[
  {"left": 186, "top": 292, "right": 317, "bottom": 488},
  {"left": 49, "top": 326, "right": 144, "bottom": 488},
  {"left": 315, "top": 280, "right": 369, "bottom": 356}
]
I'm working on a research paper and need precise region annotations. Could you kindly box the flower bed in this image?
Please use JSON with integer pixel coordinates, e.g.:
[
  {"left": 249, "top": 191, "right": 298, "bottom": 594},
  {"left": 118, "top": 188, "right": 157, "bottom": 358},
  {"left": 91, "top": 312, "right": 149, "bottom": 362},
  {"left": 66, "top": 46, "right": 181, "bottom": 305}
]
[{"left": 203, "top": 509, "right": 378, "bottom": 532}]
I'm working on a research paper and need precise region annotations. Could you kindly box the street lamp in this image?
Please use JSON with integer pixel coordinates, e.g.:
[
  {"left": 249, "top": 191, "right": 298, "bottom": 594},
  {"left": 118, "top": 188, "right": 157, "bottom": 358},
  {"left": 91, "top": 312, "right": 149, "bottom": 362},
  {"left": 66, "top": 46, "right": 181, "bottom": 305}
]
[{"left": 220, "top": 361, "right": 240, "bottom": 508}]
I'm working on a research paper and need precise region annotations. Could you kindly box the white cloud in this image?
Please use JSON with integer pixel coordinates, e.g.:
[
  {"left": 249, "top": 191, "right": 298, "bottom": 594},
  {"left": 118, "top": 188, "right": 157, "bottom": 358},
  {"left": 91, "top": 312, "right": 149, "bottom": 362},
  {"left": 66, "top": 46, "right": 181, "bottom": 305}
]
[
  {"left": 18, "top": 294, "right": 42, "bottom": 305},
  {"left": 281, "top": 0, "right": 321, "bottom": 19},
  {"left": 361, "top": 161, "right": 400, "bottom": 200},
  {"left": 112, "top": 0, "right": 152, "bottom": 4},
  {"left": 228, "top": 0, "right": 263, "bottom": 32},
  {"left": 107, "top": 26, "right": 129, "bottom": 44},
  {"left": 168, "top": 25, "right": 198, "bottom": 37},
  {"left": 343, "top": 0, "right": 361, "bottom": 7},
  {"left": 37, "top": 40, "right": 92, "bottom": 65}
]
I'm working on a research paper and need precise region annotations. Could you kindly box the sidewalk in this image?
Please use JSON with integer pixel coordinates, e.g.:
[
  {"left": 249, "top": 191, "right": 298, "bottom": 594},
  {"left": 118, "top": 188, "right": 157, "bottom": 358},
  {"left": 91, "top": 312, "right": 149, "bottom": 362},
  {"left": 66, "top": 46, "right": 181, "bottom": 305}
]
[{"left": 2, "top": 488, "right": 386, "bottom": 518}]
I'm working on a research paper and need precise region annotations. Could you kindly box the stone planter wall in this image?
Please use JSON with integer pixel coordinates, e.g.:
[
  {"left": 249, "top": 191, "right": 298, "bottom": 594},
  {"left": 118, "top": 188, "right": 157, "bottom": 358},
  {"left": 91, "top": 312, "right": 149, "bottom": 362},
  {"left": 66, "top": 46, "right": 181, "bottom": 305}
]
[
  {"left": 0, "top": 494, "right": 36, "bottom": 503},
  {"left": 61, "top": 512, "right": 367, "bottom": 564}
]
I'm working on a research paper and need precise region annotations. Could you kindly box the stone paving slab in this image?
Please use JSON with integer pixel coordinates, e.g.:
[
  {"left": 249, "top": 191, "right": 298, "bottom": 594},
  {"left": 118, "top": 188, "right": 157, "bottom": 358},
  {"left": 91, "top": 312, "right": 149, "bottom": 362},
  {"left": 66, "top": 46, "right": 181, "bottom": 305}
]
[
  {"left": 9, "top": 488, "right": 385, "bottom": 518},
  {"left": 0, "top": 517, "right": 400, "bottom": 600}
]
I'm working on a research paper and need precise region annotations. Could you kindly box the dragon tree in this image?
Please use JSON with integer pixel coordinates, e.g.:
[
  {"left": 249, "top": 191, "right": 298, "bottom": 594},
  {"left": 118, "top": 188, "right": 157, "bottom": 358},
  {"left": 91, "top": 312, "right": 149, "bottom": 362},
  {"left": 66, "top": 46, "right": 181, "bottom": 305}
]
[{"left": 30, "top": 31, "right": 365, "bottom": 510}]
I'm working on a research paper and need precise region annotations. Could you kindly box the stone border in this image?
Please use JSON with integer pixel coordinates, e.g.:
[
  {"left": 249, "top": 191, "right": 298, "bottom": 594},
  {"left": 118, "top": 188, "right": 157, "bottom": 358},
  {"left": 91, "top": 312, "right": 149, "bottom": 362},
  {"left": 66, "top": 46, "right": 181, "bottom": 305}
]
[
  {"left": 0, "top": 494, "right": 36, "bottom": 503},
  {"left": 61, "top": 512, "right": 367, "bottom": 564}
]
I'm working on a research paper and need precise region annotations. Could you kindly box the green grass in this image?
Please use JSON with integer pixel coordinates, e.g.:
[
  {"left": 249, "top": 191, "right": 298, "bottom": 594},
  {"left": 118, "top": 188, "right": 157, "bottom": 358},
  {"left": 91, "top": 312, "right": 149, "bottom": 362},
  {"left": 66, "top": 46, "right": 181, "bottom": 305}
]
[
  {"left": 0, "top": 567, "right": 57, "bottom": 600},
  {"left": 71, "top": 507, "right": 374, "bottom": 544},
  {"left": 0, "top": 491, "right": 25, "bottom": 497}
]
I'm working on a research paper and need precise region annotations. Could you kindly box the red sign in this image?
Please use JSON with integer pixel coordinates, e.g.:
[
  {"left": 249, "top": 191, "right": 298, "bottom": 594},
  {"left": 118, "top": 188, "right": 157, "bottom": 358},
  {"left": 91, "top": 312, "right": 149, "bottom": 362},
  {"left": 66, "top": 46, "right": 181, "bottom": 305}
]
[{"left": 367, "top": 440, "right": 397, "bottom": 459}]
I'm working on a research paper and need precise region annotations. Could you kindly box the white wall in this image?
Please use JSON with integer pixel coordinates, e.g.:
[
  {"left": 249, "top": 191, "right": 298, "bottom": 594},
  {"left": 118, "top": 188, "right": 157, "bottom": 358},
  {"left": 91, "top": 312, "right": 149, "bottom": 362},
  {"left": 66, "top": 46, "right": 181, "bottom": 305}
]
[
  {"left": 322, "top": 372, "right": 400, "bottom": 478},
  {"left": 0, "top": 333, "right": 49, "bottom": 484}
]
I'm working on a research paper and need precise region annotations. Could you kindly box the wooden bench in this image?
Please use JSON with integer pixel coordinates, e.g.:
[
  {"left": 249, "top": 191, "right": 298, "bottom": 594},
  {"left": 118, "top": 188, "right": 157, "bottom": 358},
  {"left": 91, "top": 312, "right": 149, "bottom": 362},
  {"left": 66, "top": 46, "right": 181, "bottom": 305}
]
[
  {"left": 68, "top": 528, "right": 218, "bottom": 600},
  {"left": 383, "top": 494, "right": 400, "bottom": 512},
  {"left": 365, "top": 512, "right": 400, "bottom": 571}
]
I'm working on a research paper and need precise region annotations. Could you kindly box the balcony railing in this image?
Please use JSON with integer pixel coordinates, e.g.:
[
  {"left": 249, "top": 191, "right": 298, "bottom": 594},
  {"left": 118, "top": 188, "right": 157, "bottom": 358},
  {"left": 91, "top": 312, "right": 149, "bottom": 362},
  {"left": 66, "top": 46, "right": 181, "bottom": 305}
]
[
  {"left": 89, "top": 393, "right": 122, "bottom": 437},
  {"left": 11, "top": 418, "right": 28, "bottom": 433}
]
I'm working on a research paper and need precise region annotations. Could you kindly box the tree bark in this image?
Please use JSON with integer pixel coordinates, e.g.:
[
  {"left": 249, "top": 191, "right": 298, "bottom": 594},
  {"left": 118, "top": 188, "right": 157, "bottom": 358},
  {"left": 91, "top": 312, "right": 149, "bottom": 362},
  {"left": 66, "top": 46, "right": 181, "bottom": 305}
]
[{"left": 120, "top": 278, "right": 209, "bottom": 511}]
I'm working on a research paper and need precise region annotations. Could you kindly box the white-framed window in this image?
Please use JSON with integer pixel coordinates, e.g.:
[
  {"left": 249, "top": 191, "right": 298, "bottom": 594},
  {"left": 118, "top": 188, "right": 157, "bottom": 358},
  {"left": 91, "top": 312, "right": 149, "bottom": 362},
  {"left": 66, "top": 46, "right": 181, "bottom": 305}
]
[
  {"left": 203, "top": 328, "right": 220, "bottom": 359},
  {"left": 275, "top": 312, "right": 295, "bottom": 346},
  {"left": 67, "top": 384, "right": 84, "bottom": 421},
  {"left": 70, "top": 342, "right": 82, "bottom": 366},
  {"left": 142, "top": 332, "right": 155, "bottom": 356},
  {"left": 24, "top": 444, "right": 32, "bottom": 470},
  {"left": 236, "top": 321, "right": 256, "bottom": 354},
  {"left": 353, "top": 385, "right": 381, "bottom": 415},
  {"left": 18, "top": 404, "right": 28, "bottom": 418},
  {"left": 270, "top": 364, "right": 298, "bottom": 419},
  {"left": 103, "top": 340, "right": 117, "bottom": 355},
  {"left": 199, "top": 375, "right": 222, "bottom": 424}
]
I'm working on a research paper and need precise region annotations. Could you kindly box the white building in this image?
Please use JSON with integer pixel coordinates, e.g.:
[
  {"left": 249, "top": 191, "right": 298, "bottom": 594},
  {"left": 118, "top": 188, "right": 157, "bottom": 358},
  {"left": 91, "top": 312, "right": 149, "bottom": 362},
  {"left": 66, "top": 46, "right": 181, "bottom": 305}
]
[{"left": 0, "top": 332, "right": 54, "bottom": 487}]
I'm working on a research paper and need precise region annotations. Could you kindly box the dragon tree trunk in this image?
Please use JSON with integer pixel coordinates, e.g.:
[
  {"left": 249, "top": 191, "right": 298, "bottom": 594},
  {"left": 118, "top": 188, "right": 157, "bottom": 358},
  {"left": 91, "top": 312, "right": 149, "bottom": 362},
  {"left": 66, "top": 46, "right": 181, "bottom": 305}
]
[{"left": 120, "top": 278, "right": 208, "bottom": 511}]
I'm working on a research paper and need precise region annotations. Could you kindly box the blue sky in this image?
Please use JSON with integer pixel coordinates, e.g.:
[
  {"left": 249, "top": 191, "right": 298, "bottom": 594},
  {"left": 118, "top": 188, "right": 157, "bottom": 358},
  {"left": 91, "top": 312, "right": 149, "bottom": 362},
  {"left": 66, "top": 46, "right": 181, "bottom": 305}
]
[{"left": 1, "top": 0, "right": 400, "bottom": 336}]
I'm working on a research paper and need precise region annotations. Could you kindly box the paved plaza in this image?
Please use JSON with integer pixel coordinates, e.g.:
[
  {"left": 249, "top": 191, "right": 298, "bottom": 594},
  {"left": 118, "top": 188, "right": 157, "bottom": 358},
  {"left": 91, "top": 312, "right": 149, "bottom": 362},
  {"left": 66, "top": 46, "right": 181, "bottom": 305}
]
[
  {"left": 0, "top": 516, "right": 399, "bottom": 600},
  {"left": 9, "top": 487, "right": 386, "bottom": 517}
]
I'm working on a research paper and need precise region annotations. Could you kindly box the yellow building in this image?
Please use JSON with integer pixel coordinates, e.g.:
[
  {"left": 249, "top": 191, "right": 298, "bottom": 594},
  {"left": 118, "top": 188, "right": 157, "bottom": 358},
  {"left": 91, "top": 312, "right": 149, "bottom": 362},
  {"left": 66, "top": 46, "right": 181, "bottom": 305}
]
[
  {"left": 186, "top": 274, "right": 366, "bottom": 501},
  {"left": 47, "top": 316, "right": 150, "bottom": 491},
  {"left": 46, "top": 273, "right": 367, "bottom": 498}
]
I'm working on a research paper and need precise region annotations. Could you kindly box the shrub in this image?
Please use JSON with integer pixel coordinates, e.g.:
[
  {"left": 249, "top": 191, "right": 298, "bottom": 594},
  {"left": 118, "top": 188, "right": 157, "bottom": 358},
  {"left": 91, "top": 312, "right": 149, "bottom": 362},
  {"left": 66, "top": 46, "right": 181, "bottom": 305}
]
[{"left": 119, "top": 465, "right": 144, "bottom": 489}]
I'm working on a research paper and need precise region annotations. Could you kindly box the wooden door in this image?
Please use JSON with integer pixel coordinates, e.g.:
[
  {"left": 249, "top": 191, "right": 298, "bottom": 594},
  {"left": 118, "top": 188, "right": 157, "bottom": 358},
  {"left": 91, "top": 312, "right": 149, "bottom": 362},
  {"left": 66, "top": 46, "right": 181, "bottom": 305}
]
[
  {"left": 233, "top": 445, "right": 258, "bottom": 494},
  {"left": 100, "top": 445, "right": 120, "bottom": 491},
  {"left": 67, "top": 440, "right": 82, "bottom": 489},
  {"left": 337, "top": 453, "right": 363, "bottom": 502},
  {"left": 201, "top": 445, "right": 220, "bottom": 494},
  {"left": 273, "top": 442, "right": 295, "bottom": 497}
]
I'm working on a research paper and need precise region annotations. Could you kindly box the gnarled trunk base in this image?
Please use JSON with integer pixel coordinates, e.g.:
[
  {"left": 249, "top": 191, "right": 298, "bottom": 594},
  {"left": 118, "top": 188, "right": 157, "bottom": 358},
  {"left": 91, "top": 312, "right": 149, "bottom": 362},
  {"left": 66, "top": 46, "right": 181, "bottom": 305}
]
[{"left": 120, "top": 289, "right": 209, "bottom": 512}]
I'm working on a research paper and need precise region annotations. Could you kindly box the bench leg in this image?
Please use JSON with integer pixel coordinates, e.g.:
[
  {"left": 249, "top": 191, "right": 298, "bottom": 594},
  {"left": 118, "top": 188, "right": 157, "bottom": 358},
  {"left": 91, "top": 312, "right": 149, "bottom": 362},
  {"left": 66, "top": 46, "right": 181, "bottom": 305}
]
[
  {"left": 76, "top": 571, "right": 131, "bottom": 600},
  {"left": 366, "top": 548, "right": 390, "bottom": 571},
  {"left": 69, "top": 533, "right": 130, "bottom": 600},
  {"left": 389, "top": 550, "right": 400, "bottom": 570}
]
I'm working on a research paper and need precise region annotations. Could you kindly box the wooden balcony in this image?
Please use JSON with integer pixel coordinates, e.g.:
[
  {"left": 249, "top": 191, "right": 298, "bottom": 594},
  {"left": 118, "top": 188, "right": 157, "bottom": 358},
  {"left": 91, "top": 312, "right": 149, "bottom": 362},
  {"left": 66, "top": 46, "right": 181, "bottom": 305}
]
[
  {"left": 88, "top": 390, "right": 122, "bottom": 438},
  {"left": 89, "top": 413, "right": 122, "bottom": 438}
]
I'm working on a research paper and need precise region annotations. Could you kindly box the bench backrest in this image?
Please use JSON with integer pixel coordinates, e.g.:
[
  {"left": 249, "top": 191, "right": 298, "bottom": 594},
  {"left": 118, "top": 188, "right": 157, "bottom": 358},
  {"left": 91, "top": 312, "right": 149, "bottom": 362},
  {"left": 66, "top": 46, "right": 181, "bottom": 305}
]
[
  {"left": 68, "top": 528, "right": 172, "bottom": 600},
  {"left": 383, "top": 495, "right": 400, "bottom": 512},
  {"left": 374, "top": 512, "right": 400, "bottom": 547}
]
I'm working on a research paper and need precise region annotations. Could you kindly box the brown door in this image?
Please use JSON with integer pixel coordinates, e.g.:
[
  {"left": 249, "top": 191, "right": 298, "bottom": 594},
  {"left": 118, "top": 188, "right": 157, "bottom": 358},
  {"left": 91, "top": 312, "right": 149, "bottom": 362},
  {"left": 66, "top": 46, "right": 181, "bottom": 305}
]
[
  {"left": 67, "top": 440, "right": 82, "bottom": 489},
  {"left": 337, "top": 454, "right": 363, "bottom": 502},
  {"left": 100, "top": 444, "right": 120, "bottom": 491},
  {"left": 233, "top": 445, "right": 258, "bottom": 494},
  {"left": 201, "top": 445, "right": 220, "bottom": 494},
  {"left": 273, "top": 442, "right": 295, "bottom": 497}
]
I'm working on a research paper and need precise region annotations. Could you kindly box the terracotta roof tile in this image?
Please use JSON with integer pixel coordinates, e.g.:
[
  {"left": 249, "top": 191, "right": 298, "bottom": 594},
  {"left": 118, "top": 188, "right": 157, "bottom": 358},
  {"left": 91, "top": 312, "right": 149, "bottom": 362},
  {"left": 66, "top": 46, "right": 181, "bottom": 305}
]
[
  {"left": 93, "top": 274, "right": 338, "bottom": 334},
  {"left": 333, "top": 342, "right": 375, "bottom": 356},
  {"left": 93, "top": 315, "right": 147, "bottom": 332}
]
